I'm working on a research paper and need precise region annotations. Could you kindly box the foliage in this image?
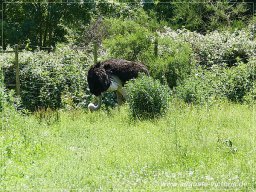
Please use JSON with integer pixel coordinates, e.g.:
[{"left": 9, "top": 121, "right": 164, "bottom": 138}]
[
  {"left": 0, "top": 69, "right": 20, "bottom": 113},
  {"left": 146, "top": 37, "right": 194, "bottom": 88},
  {"left": 158, "top": 27, "right": 255, "bottom": 68},
  {"left": 173, "top": 1, "right": 252, "bottom": 32},
  {"left": 103, "top": 18, "right": 152, "bottom": 61},
  {"left": 143, "top": 1, "right": 254, "bottom": 33},
  {"left": 244, "top": 83, "right": 256, "bottom": 104},
  {"left": 0, "top": 85, "right": 12, "bottom": 112},
  {"left": 1, "top": 1, "right": 94, "bottom": 49},
  {"left": 1, "top": 1, "right": 255, "bottom": 111},
  {"left": 0, "top": 72, "right": 5, "bottom": 111},
  {"left": 1, "top": 1, "right": 254, "bottom": 50},
  {"left": 125, "top": 75, "right": 169, "bottom": 119},
  {"left": 224, "top": 63, "right": 253, "bottom": 102},
  {"left": 175, "top": 67, "right": 219, "bottom": 105},
  {"left": 176, "top": 62, "right": 255, "bottom": 104},
  {"left": 2, "top": 45, "right": 91, "bottom": 111},
  {"left": 1, "top": 2, "right": 256, "bottom": 190},
  {"left": 96, "top": 1, "right": 142, "bottom": 19},
  {"left": 103, "top": 18, "right": 194, "bottom": 90}
]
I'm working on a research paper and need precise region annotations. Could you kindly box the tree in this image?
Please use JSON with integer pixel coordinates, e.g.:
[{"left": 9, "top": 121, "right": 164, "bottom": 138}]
[{"left": 1, "top": 0, "right": 95, "bottom": 49}]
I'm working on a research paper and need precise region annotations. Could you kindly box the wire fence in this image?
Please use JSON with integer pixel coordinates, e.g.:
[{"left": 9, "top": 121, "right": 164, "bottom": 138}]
[
  {"left": 1, "top": 43, "right": 84, "bottom": 93},
  {"left": 1, "top": 44, "right": 53, "bottom": 52},
  {"left": 1, "top": 41, "right": 255, "bottom": 101}
]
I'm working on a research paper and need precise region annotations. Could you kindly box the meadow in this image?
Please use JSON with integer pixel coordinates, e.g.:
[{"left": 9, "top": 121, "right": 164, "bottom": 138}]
[
  {"left": 1, "top": 1, "right": 255, "bottom": 191},
  {"left": 1, "top": 101, "right": 255, "bottom": 191}
]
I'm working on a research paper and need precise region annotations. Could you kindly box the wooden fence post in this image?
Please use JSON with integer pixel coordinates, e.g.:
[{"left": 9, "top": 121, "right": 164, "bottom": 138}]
[
  {"left": 14, "top": 44, "right": 20, "bottom": 96},
  {"left": 93, "top": 41, "right": 98, "bottom": 64},
  {"left": 154, "top": 34, "right": 158, "bottom": 58}
]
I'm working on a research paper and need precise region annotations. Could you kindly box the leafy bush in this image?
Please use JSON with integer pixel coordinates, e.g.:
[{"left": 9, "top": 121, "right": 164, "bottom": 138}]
[
  {"left": 175, "top": 66, "right": 221, "bottom": 105},
  {"left": 148, "top": 37, "right": 194, "bottom": 89},
  {"left": 244, "top": 82, "right": 256, "bottom": 104},
  {"left": 176, "top": 62, "right": 255, "bottom": 104},
  {"left": 0, "top": 66, "right": 18, "bottom": 113},
  {"left": 103, "top": 18, "right": 152, "bottom": 61},
  {"left": 2, "top": 45, "right": 91, "bottom": 111},
  {"left": 158, "top": 27, "right": 255, "bottom": 68},
  {"left": 0, "top": 84, "right": 8, "bottom": 112},
  {"left": 171, "top": 1, "right": 252, "bottom": 33},
  {"left": 224, "top": 64, "right": 253, "bottom": 102},
  {"left": 103, "top": 18, "right": 194, "bottom": 90},
  {"left": 125, "top": 75, "right": 169, "bottom": 119}
]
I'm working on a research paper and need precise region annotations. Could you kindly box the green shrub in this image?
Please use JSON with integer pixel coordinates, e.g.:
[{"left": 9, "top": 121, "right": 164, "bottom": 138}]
[
  {"left": 244, "top": 82, "right": 256, "bottom": 104},
  {"left": 103, "top": 19, "right": 152, "bottom": 61},
  {"left": 224, "top": 64, "right": 252, "bottom": 102},
  {"left": 171, "top": 2, "right": 251, "bottom": 33},
  {"left": 2, "top": 45, "right": 91, "bottom": 111},
  {"left": 158, "top": 27, "right": 255, "bottom": 68},
  {"left": 147, "top": 37, "right": 194, "bottom": 89},
  {"left": 176, "top": 62, "right": 255, "bottom": 104},
  {"left": 2, "top": 44, "right": 128, "bottom": 111},
  {"left": 125, "top": 75, "right": 169, "bottom": 119},
  {"left": 0, "top": 84, "right": 8, "bottom": 112},
  {"left": 104, "top": 30, "right": 151, "bottom": 61},
  {"left": 175, "top": 67, "right": 220, "bottom": 105},
  {"left": 103, "top": 19, "right": 194, "bottom": 90},
  {"left": 0, "top": 67, "right": 18, "bottom": 112}
]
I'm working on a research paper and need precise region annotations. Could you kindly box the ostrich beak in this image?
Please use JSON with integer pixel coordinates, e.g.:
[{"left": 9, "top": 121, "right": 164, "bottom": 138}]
[{"left": 88, "top": 95, "right": 102, "bottom": 112}]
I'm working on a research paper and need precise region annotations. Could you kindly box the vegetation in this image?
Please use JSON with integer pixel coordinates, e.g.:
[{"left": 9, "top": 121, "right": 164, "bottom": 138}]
[
  {"left": 3, "top": 46, "right": 90, "bottom": 111},
  {"left": 2, "top": 1, "right": 254, "bottom": 49},
  {"left": 126, "top": 75, "right": 169, "bottom": 119},
  {"left": 1, "top": 0, "right": 255, "bottom": 191},
  {"left": 175, "top": 62, "right": 255, "bottom": 104},
  {"left": 1, "top": 101, "right": 255, "bottom": 191}
]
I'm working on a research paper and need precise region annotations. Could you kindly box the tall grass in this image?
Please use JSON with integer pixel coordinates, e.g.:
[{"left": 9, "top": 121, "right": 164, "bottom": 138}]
[{"left": 1, "top": 101, "right": 255, "bottom": 191}]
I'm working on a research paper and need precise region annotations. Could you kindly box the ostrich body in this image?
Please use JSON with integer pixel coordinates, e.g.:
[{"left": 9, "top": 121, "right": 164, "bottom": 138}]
[{"left": 87, "top": 59, "right": 149, "bottom": 111}]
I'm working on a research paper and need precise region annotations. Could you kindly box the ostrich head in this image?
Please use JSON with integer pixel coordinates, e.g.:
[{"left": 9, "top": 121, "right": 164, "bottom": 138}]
[{"left": 88, "top": 95, "right": 102, "bottom": 112}]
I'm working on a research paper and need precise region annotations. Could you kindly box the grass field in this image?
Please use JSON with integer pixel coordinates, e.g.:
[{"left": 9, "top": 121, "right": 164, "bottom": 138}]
[{"left": 1, "top": 101, "right": 255, "bottom": 191}]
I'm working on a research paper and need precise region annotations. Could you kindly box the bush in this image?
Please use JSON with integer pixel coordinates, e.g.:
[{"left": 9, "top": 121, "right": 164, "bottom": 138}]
[
  {"left": 176, "top": 62, "right": 255, "bottom": 104},
  {"left": 244, "top": 83, "right": 256, "bottom": 104},
  {"left": 0, "top": 67, "right": 18, "bottom": 112},
  {"left": 125, "top": 75, "right": 169, "bottom": 119},
  {"left": 103, "top": 18, "right": 152, "bottom": 61},
  {"left": 175, "top": 67, "right": 221, "bottom": 105},
  {"left": 2, "top": 45, "right": 91, "bottom": 111},
  {"left": 146, "top": 37, "right": 194, "bottom": 89},
  {"left": 158, "top": 27, "right": 255, "bottom": 68},
  {"left": 0, "top": 84, "right": 8, "bottom": 112},
  {"left": 171, "top": 2, "right": 251, "bottom": 33},
  {"left": 224, "top": 63, "right": 253, "bottom": 102}
]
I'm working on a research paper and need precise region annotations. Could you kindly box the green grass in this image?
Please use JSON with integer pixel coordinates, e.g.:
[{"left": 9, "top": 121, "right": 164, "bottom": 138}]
[{"left": 1, "top": 101, "right": 255, "bottom": 191}]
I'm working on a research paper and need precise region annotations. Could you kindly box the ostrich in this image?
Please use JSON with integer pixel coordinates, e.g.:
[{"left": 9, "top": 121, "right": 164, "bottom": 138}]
[{"left": 87, "top": 59, "right": 149, "bottom": 111}]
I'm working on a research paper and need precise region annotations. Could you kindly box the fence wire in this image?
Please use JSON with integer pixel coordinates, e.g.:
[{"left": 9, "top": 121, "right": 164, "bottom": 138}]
[{"left": 2, "top": 43, "right": 255, "bottom": 97}]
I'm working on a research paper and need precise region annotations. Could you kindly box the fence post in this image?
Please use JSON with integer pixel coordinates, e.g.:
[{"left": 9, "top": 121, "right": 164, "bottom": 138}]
[
  {"left": 154, "top": 34, "right": 158, "bottom": 58},
  {"left": 93, "top": 41, "right": 98, "bottom": 64},
  {"left": 14, "top": 44, "right": 20, "bottom": 96}
]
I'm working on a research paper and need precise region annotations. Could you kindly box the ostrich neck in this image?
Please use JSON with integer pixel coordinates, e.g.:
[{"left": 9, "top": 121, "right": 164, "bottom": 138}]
[{"left": 95, "top": 95, "right": 102, "bottom": 109}]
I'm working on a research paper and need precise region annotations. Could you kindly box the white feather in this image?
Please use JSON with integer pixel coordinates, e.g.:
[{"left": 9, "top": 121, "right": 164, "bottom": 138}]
[{"left": 107, "top": 75, "right": 122, "bottom": 92}]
